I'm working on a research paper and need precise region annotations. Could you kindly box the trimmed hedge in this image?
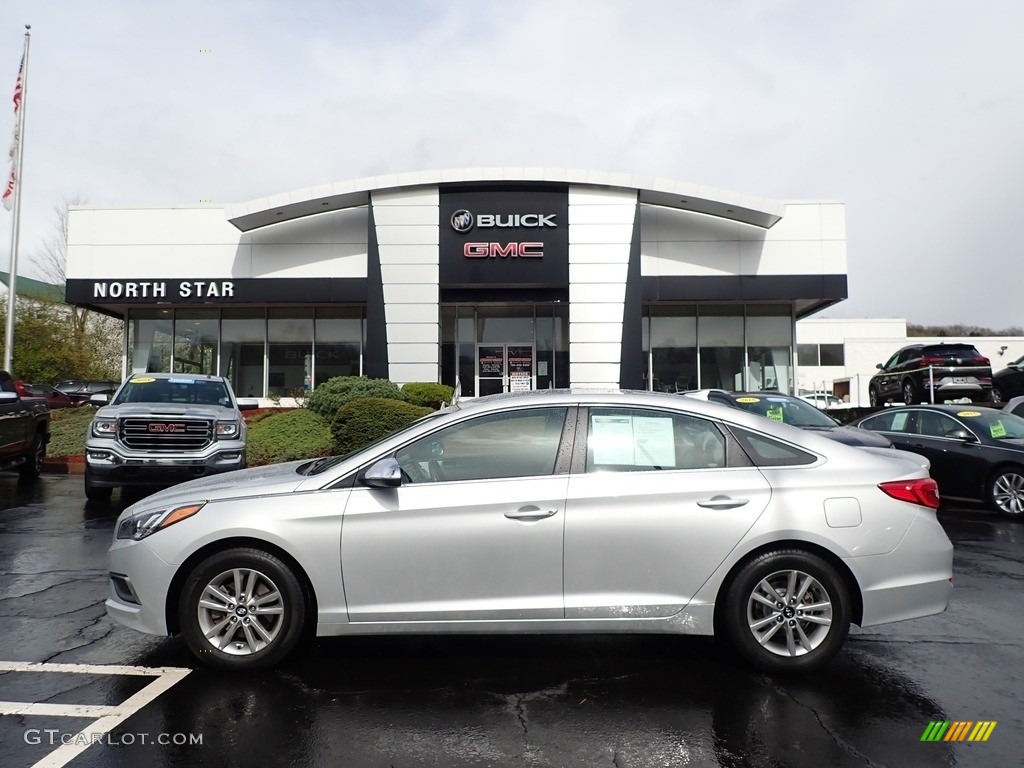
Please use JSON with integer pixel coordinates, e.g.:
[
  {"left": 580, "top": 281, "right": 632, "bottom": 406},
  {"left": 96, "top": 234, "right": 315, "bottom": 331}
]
[
  {"left": 46, "top": 406, "right": 95, "bottom": 458},
  {"left": 332, "top": 397, "right": 432, "bottom": 455},
  {"left": 307, "top": 376, "right": 406, "bottom": 421},
  {"left": 246, "top": 408, "right": 333, "bottom": 466},
  {"left": 401, "top": 382, "right": 454, "bottom": 410}
]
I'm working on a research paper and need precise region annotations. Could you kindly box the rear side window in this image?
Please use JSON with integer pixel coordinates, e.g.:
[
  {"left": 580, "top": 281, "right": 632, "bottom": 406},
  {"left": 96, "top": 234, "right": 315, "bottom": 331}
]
[{"left": 729, "top": 427, "right": 817, "bottom": 467}]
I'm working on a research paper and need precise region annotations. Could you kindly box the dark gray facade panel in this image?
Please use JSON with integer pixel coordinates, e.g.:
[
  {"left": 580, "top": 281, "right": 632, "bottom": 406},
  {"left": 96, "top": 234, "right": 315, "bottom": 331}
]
[
  {"left": 363, "top": 204, "right": 389, "bottom": 379},
  {"left": 619, "top": 199, "right": 644, "bottom": 390},
  {"left": 641, "top": 275, "right": 848, "bottom": 303}
]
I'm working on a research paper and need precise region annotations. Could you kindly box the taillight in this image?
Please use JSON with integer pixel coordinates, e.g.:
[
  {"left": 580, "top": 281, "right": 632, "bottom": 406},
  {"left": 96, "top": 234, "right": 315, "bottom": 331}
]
[
  {"left": 879, "top": 478, "right": 940, "bottom": 509},
  {"left": 921, "top": 356, "right": 945, "bottom": 366},
  {"left": 978, "top": 357, "right": 990, "bottom": 365}
]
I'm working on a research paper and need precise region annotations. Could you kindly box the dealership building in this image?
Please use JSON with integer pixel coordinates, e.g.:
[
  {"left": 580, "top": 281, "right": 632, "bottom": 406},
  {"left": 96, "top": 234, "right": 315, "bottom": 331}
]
[{"left": 65, "top": 169, "right": 848, "bottom": 400}]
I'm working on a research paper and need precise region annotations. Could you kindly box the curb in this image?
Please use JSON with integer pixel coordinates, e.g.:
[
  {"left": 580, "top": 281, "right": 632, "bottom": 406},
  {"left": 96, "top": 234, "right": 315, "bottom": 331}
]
[{"left": 43, "top": 460, "right": 85, "bottom": 475}]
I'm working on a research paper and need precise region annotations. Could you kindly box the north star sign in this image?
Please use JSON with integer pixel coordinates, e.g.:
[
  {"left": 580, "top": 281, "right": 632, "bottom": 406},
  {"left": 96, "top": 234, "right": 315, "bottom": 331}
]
[{"left": 91, "top": 280, "right": 235, "bottom": 299}]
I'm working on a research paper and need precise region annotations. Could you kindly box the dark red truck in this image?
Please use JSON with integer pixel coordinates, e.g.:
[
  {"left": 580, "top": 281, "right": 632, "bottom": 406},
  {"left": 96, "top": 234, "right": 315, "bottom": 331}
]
[{"left": 0, "top": 371, "right": 50, "bottom": 479}]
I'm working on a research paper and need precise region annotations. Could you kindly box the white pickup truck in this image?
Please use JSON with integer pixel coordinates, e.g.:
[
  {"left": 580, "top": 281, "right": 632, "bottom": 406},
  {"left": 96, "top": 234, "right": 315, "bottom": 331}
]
[{"left": 84, "top": 373, "right": 258, "bottom": 501}]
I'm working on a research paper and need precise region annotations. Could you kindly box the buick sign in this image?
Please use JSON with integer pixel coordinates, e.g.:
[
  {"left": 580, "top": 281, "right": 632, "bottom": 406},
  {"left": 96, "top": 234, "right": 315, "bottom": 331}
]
[
  {"left": 450, "top": 210, "right": 557, "bottom": 232},
  {"left": 451, "top": 209, "right": 474, "bottom": 233}
]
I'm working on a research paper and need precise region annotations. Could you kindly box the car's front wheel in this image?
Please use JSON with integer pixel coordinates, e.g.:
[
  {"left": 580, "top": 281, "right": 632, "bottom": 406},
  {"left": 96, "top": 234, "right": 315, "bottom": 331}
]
[
  {"left": 991, "top": 386, "right": 1005, "bottom": 405},
  {"left": 868, "top": 386, "right": 880, "bottom": 408},
  {"left": 721, "top": 550, "right": 851, "bottom": 673},
  {"left": 988, "top": 467, "right": 1024, "bottom": 517},
  {"left": 179, "top": 548, "right": 308, "bottom": 670},
  {"left": 84, "top": 467, "right": 113, "bottom": 501},
  {"left": 18, "top": 432, "right": 45, "bottom": 480},
  {"left": 902, "top": 380, "right": 918, "bottom": 405}
]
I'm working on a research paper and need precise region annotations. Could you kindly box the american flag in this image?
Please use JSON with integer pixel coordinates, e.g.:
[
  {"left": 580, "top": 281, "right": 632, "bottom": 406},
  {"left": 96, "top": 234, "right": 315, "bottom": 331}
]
[
  {"left": 4, "top": 55, "right": 23, "bottom": 211},
  {"left": 12, "top": 55, "right": 22, "bottom": 114}
]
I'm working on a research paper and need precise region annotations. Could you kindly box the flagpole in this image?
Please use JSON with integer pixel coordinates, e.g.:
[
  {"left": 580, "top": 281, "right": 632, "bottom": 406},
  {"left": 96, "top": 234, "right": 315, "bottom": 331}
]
[{"left": 3, "top": 25, "right": 30, "bottom": 373}]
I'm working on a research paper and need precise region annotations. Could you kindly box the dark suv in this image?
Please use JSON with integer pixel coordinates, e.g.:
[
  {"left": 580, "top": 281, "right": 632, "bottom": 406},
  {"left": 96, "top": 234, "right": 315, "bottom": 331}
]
[
  {"left": 54, "top": 379, "right": 121, "bottom": 406},
  {"left": 868, "top": 344, "right": 992, "bottom": 406}
]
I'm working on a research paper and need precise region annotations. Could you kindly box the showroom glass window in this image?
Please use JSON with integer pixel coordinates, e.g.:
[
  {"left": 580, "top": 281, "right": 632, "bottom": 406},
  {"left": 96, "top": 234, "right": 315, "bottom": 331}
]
[
  {"left": 586, "top": 408, "right": 726, "bottom": 472},
  {"left": 268, "top": 309, "right": 313, "bottom": 397},
  {"left": 646, "top": 306, "right": 697, "bottom": 393},
  {"left": 314, "top": 307, "right": 363, "bottom": 385},
  {"left": 221, "top": 309, "right": 266, "bottom": 399},
  {"left": 746, "top": 305, "right": 793, "bottom": 394},
  {"left": 699, "top": 306, "right": 744, "bottom": 391},
  {"left": 173, "top": 310, "right": 218, "bottom": 376},
  {"left": 395, "top": 407, "right": 568, "bottom": 483},
  {"left": 127, "top": 309, "right": 173, "bottom": 374}
]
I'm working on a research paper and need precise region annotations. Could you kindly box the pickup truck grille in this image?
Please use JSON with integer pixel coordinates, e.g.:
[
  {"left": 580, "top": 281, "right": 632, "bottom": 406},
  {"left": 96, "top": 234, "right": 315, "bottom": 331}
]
[{"left": 120, "top": 418, "right": 213, "bottom": 451}]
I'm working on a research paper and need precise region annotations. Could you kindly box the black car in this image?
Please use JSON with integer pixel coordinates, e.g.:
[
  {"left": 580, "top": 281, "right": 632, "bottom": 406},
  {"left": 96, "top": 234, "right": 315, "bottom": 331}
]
[
  {"left": 852, "top": 405, "right": 1024, "bottom": 517},
  {"left": 992, "top": 354, "right": 1024, "bottom": 404},
  {"left": 688, "top": 390, "right": 894, "bottom": 448},
  {"left": 868, "top": 343, "right": 993, "bottom": 407},
  {"left": 53, "top": 379, "right": 121, "bottom": 406}
]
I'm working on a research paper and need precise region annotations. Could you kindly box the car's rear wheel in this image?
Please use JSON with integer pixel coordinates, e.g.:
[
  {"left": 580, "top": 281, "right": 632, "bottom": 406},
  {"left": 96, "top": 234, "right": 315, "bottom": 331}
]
[
  {"left": 180, "top": 548, "right": 307, "bottom": 670},
  {"left": 721, "top": 550, "right": 851, "bottom": 673},
  {"left": 988, "top": 468, "right": 1024, "bottom": 517},
  {"left": 18, "top": 433, "right": 45, "bottom": 480},
  {"left": 84, "top": 466, "right": 113, "bottom": 501},
  {"left": 991, "top": 386, "right": 1005, "bottom": 405},
  {"left": 902, "top": 380, "right": 918, "bottom": 405}
]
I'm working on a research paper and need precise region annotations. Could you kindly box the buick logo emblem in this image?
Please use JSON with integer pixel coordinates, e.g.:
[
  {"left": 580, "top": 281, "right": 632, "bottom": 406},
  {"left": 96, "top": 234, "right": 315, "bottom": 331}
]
[{"left": 450, "top": 209, "right": 474, "bottom": 233}]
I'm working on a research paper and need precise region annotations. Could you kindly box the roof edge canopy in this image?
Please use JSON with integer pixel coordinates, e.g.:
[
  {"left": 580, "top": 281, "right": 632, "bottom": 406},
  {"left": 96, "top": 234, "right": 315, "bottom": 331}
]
[{"left": 225, "top": 168, "right": 785, "bottom": 233}]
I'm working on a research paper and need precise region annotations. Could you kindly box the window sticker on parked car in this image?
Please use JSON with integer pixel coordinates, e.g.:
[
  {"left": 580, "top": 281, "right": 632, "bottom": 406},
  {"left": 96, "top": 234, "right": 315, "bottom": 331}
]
[
  {"left": 892, "top": 412, "right": 910, "bottom": 431},
  {"left": 131, "top": 377, "right": 155, "bottom": 384},
  {"left": 590, "top": 414, "right": 676, "bottom": 467},
  {"left": 168, "top": 378, "right": 196, "bottom": 385},
  {"left": 990, "top": 421, "right": 1008, "bottom": 439},
  {"left": 766, "top": 407, "right": 784, "bottom": 422},
  {"left": 736, "top": 397, "right": 760, "bottom": 403},
  {"left": 957, "top": 411, "right": 981, "bottom": 417}
]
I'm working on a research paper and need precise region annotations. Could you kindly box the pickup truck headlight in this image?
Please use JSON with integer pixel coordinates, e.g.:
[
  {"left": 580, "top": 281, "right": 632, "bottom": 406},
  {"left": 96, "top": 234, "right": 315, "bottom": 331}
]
[
  {"left": 216, "top": 420, "right": 239, "bottom": 437},
  {"left": 116, "top": 503, "right": 205, "bottom": 540},
  {"left": 92, "top": 418, "right": 117, "bottom": 437}
]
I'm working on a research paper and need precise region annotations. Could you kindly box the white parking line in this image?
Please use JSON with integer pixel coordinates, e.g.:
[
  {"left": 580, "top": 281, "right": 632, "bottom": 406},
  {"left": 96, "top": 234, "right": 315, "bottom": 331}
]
[{"left": 0, "top": 660, "right": 191, "bottom": 768}]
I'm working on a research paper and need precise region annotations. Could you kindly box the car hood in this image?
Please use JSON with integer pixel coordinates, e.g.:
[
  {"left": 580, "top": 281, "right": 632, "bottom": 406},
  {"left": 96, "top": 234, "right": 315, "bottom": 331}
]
[
  {"left": 802, "top": 424, "right": 894, "bottom": 448},
  {"left": 124, "top": 460, "right": 309, "bottom": 515},
  {"left": 96, "top": 403, "right": 239, "bottom": 420}
]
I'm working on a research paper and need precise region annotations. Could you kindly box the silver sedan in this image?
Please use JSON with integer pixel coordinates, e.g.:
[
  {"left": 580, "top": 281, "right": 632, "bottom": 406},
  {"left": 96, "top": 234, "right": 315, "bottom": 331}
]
[{"left": 105, "top": 390, "right": 953, "bottom": 673}]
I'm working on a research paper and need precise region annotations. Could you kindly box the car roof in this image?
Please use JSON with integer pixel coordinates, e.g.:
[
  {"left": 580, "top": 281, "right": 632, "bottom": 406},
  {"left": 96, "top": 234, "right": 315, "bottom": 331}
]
[{"left": 124, "top": 373, "right": 228, "bottom": 383}]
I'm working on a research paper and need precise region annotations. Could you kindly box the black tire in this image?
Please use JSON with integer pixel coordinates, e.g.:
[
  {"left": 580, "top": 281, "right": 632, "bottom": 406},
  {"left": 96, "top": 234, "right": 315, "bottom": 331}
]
[
  {"left": 991, "top": 386, "right": 1005, "bottom": 405},
  {"left": 179, "top": 547, "right": 308, "bottom": 671},
  {"left": 902, "top": 380, "right": 918, "bottom": 405},
  {"left": 987, "top": 467, "right": 1024, "bottom": 518},
  {"left": 868, "top": 386, "right": 880, "bottom": 408},
  {"left": 18, "top": 432, "right": 45, "bottom": 479},
  {"left": 720, "top": 549, "right": 851, "bottom": 673},
  {"left": 84, "top": 467, "right": 113, "bottom": 501}
]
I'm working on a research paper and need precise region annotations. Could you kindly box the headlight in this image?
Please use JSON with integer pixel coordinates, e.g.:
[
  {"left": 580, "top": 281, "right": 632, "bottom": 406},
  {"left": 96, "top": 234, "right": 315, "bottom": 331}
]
[
  {"left": 216, "top": 420, "right": 239, "bottom": 437},
  {"left": 116, "top": 503, "right": 205, "bottom": 540},
  {"left": 92, "top": 418, "right": 117, "bottom": 437}
]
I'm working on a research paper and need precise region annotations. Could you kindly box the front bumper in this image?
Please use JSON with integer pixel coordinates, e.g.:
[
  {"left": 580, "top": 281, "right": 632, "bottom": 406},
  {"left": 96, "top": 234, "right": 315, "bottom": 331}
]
[
  {"left": 106, "top": 538, "right": 178, "bottom": 636},
  {"left": 86, "top": 441, "right": 246, "bottom": 487}
]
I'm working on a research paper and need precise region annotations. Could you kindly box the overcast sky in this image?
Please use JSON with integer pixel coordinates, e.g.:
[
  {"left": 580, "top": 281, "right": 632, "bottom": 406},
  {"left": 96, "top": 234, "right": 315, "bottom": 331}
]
[{"left": 1, "top": 1, "right": 1021, "bottom": 327}]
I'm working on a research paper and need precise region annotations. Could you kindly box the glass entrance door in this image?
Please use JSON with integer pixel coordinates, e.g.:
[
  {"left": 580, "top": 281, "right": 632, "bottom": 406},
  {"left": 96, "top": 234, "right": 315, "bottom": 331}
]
[{"left": 477, "top": 344, "right": 534, "bottom": 396}]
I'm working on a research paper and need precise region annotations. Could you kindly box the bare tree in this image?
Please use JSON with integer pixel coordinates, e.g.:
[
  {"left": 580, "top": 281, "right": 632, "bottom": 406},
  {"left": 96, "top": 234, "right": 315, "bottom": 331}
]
[{"left": 35, "top": 195, "right": 88, "bottom": 333}]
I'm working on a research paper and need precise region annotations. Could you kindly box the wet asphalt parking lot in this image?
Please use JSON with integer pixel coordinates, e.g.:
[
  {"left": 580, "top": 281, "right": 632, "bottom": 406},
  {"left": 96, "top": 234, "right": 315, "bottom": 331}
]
[{"left": 0, "top": 474, "right": 1021, "bottom": 768}]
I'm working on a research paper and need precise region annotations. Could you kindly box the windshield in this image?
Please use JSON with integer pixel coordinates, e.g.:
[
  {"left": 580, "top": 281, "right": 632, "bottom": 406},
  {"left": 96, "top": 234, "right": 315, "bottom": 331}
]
[
  {"left": 300, "top": 408, "right": 449, "bottom": 475},
  {"left": 733, "top": 395, "right": 838, "bottom": 427},
  {"left": 113, "top": 377, "right": 232, "bottom": 407},
  {"left": 956, "top": 409, "right": 1024, "bottom": 440}
]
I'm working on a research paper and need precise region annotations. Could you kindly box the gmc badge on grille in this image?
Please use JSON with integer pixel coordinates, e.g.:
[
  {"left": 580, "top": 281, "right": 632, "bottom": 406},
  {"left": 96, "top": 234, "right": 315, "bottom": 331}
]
[{"left": 148, "top": 423, "right": 186, "bottom": 433}]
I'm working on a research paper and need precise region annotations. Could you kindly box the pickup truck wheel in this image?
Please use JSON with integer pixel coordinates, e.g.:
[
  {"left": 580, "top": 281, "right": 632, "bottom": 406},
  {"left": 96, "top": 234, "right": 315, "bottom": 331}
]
[
  {"left": 84, "top": 467, "right": 113, "bottom": 501},
  {"left": 18, "top": 433, "right": 45, "bottom": 479}
]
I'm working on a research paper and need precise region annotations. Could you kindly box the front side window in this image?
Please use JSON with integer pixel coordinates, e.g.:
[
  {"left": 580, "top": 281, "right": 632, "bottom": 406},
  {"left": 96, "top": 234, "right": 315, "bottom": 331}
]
[
  {"left": 395, "top": 407, "right": 568, "bottom": 484},
  {"left": 586, "top": 408, "right": 726, "bottom": 472},
  {"left": 915, "top": 411, "right": 961, "bottom": 438}
]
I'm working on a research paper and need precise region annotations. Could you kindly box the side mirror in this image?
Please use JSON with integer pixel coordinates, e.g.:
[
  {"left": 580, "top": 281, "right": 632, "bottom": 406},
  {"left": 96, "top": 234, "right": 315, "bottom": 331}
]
[
  {"left": 0, "top": 390, "right": 18, "bottom": 401},
  {"left": 236, "top": 398, "right": 260, "bottom": 411},
  {"left": 361, "top": 457, "right": 402, "bottom": 488},
  {"left": 946, "top": 429, "right": 976, "bottom": 442},
  {"left": 89, "top": 393, "right": 109, "bottom": 405},
  {"left": 875, "top": 363, "right": 884, "bottom": 370}
]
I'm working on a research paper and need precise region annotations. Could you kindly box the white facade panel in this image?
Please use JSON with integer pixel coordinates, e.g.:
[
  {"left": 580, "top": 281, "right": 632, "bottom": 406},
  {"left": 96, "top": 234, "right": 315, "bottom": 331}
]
[
  {"left": 374, "top": 224, "right": 440, "bottom": 246},
  {"left": 384, "top": 303, "right": 441, "bottom": 324},
  {"left": 568, "top": 323, "right": 624, "bottom": 342},
  {"left": 742, "top": 240, "right": 823, "bottom": 276},
  {"left": 764, "top": 203, "right": 823, "bottom": 240},
  {"left": 87, "top": 244, "right": 240, "bottom": 279},
  {"left": 372, "top": 187, "right": 439, "bottom": 206},
  {"left": 569, "top": 342, "right": 621, "bottom": 364},
  {"left": 252, "top": 243, "right": 367, "bottom": 278},
  {"left": 642, "top": 241, "right": 741, "bottom": 277},
  {"left": 570, "top": 303, "right": 627, "bottom": 323},
  {"left": 567, "top": 243, "right": 639, "bottom": 264},
  {"left": 90, "top": 209, "right": 174, "bottom": 245},
  {"left": 377, "top": 244, "right": 441, "bottom": 265},
  {"left": 569, "top": 363, "right": 621, "bottom": 386},
  {"left": 386, "top": 324, "right": 442, "bottom": 344},
  {"left": 380, "top": 265, "right": 439, "bottom": 285},
  {"left": 388, "top": 363, "right": 440, "bottom": 385},
  {"left": 67, "top": 209, "right": 94, "bottom": 247},
  {"left": 569, "top": 283, "right": 626, "bottom": 304},
  {"left": 569, "top": 223, "right": 636, "bottom": 245},
  {"left": 372, "top": 205, "right": 439, "bottom": 226},
  {"left": 387, "top": 343, "right": 440, "bottom": 364},
  {"left": 168, "top": 209, "right": 245, "bottom": 245},
  {"left": 568, "top": 263, "right": 629, "bottom": 284},
  {"left": 382, "top": 284, "right": 439, "bottom": 304},
  {"left": 820, "top": 204, "right": 846, "bottom": 241},
  {"left": 568, "top": 204, "right": 638, "bottom": 225}
]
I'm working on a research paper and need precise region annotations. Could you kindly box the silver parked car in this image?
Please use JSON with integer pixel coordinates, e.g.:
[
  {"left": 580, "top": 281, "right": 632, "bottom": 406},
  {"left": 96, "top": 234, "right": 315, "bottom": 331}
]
[{"left": 106, "top": 390, "right": 953, "bottom": 673}]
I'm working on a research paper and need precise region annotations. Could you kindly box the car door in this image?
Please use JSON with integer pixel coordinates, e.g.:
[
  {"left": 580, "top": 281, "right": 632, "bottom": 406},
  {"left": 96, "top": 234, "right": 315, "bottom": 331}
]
[
  {"left": 340, "top": 406, "right": 572, "bottom": 622},
  {"left": 907, "top": 410, "right": 992, "bottom": 500},
  {"left": 875, "top": 351, "right": 902, "bottom": 401},
  {"left": 563, "top": 406, "right": 772, "bottom": 619}
]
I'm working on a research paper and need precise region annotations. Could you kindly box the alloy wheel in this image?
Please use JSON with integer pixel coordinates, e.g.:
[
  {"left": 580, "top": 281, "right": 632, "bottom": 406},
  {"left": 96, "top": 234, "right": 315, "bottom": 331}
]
[
  {"left": 991, "top": 471, "right": 1024, "bottom": 517},
  {"left": 196, "top": 567, "right": 286, "bottom": 656},
  {"left": 746, "top": 569, "right": 833, "bottom": 657}
]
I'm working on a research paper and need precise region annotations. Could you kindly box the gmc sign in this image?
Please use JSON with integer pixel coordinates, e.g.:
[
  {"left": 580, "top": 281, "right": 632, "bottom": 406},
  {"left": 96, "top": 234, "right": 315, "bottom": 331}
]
[{"left": 464, "top": 242, "right": 544, "bottom": 258}]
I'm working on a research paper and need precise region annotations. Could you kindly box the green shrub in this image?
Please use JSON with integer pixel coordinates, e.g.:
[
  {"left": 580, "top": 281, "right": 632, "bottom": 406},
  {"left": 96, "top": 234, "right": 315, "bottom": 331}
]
[
  {"left": 46, "top": 406, "right": 96, "bottom": 457},
  {"left": 246, "top": 409, "right": 333, "bottom": 466},
  {"left": 401, "top": 382, "right": 454, "bottom": 410},
  {"left": 331, "top": 397, "right": 432, "bottom": 455},
  {"left": 307, "top": 377, "right": 406, "bottom": 421}
]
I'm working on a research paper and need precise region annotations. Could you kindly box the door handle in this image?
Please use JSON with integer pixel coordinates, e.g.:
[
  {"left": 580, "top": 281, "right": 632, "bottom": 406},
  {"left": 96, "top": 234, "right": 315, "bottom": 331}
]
[
  {"left": 696, "top": 496, "right": 749, "bottom": 510},
  {"left": 505, "top": 506, "right": 558, "bottom": 521}
]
